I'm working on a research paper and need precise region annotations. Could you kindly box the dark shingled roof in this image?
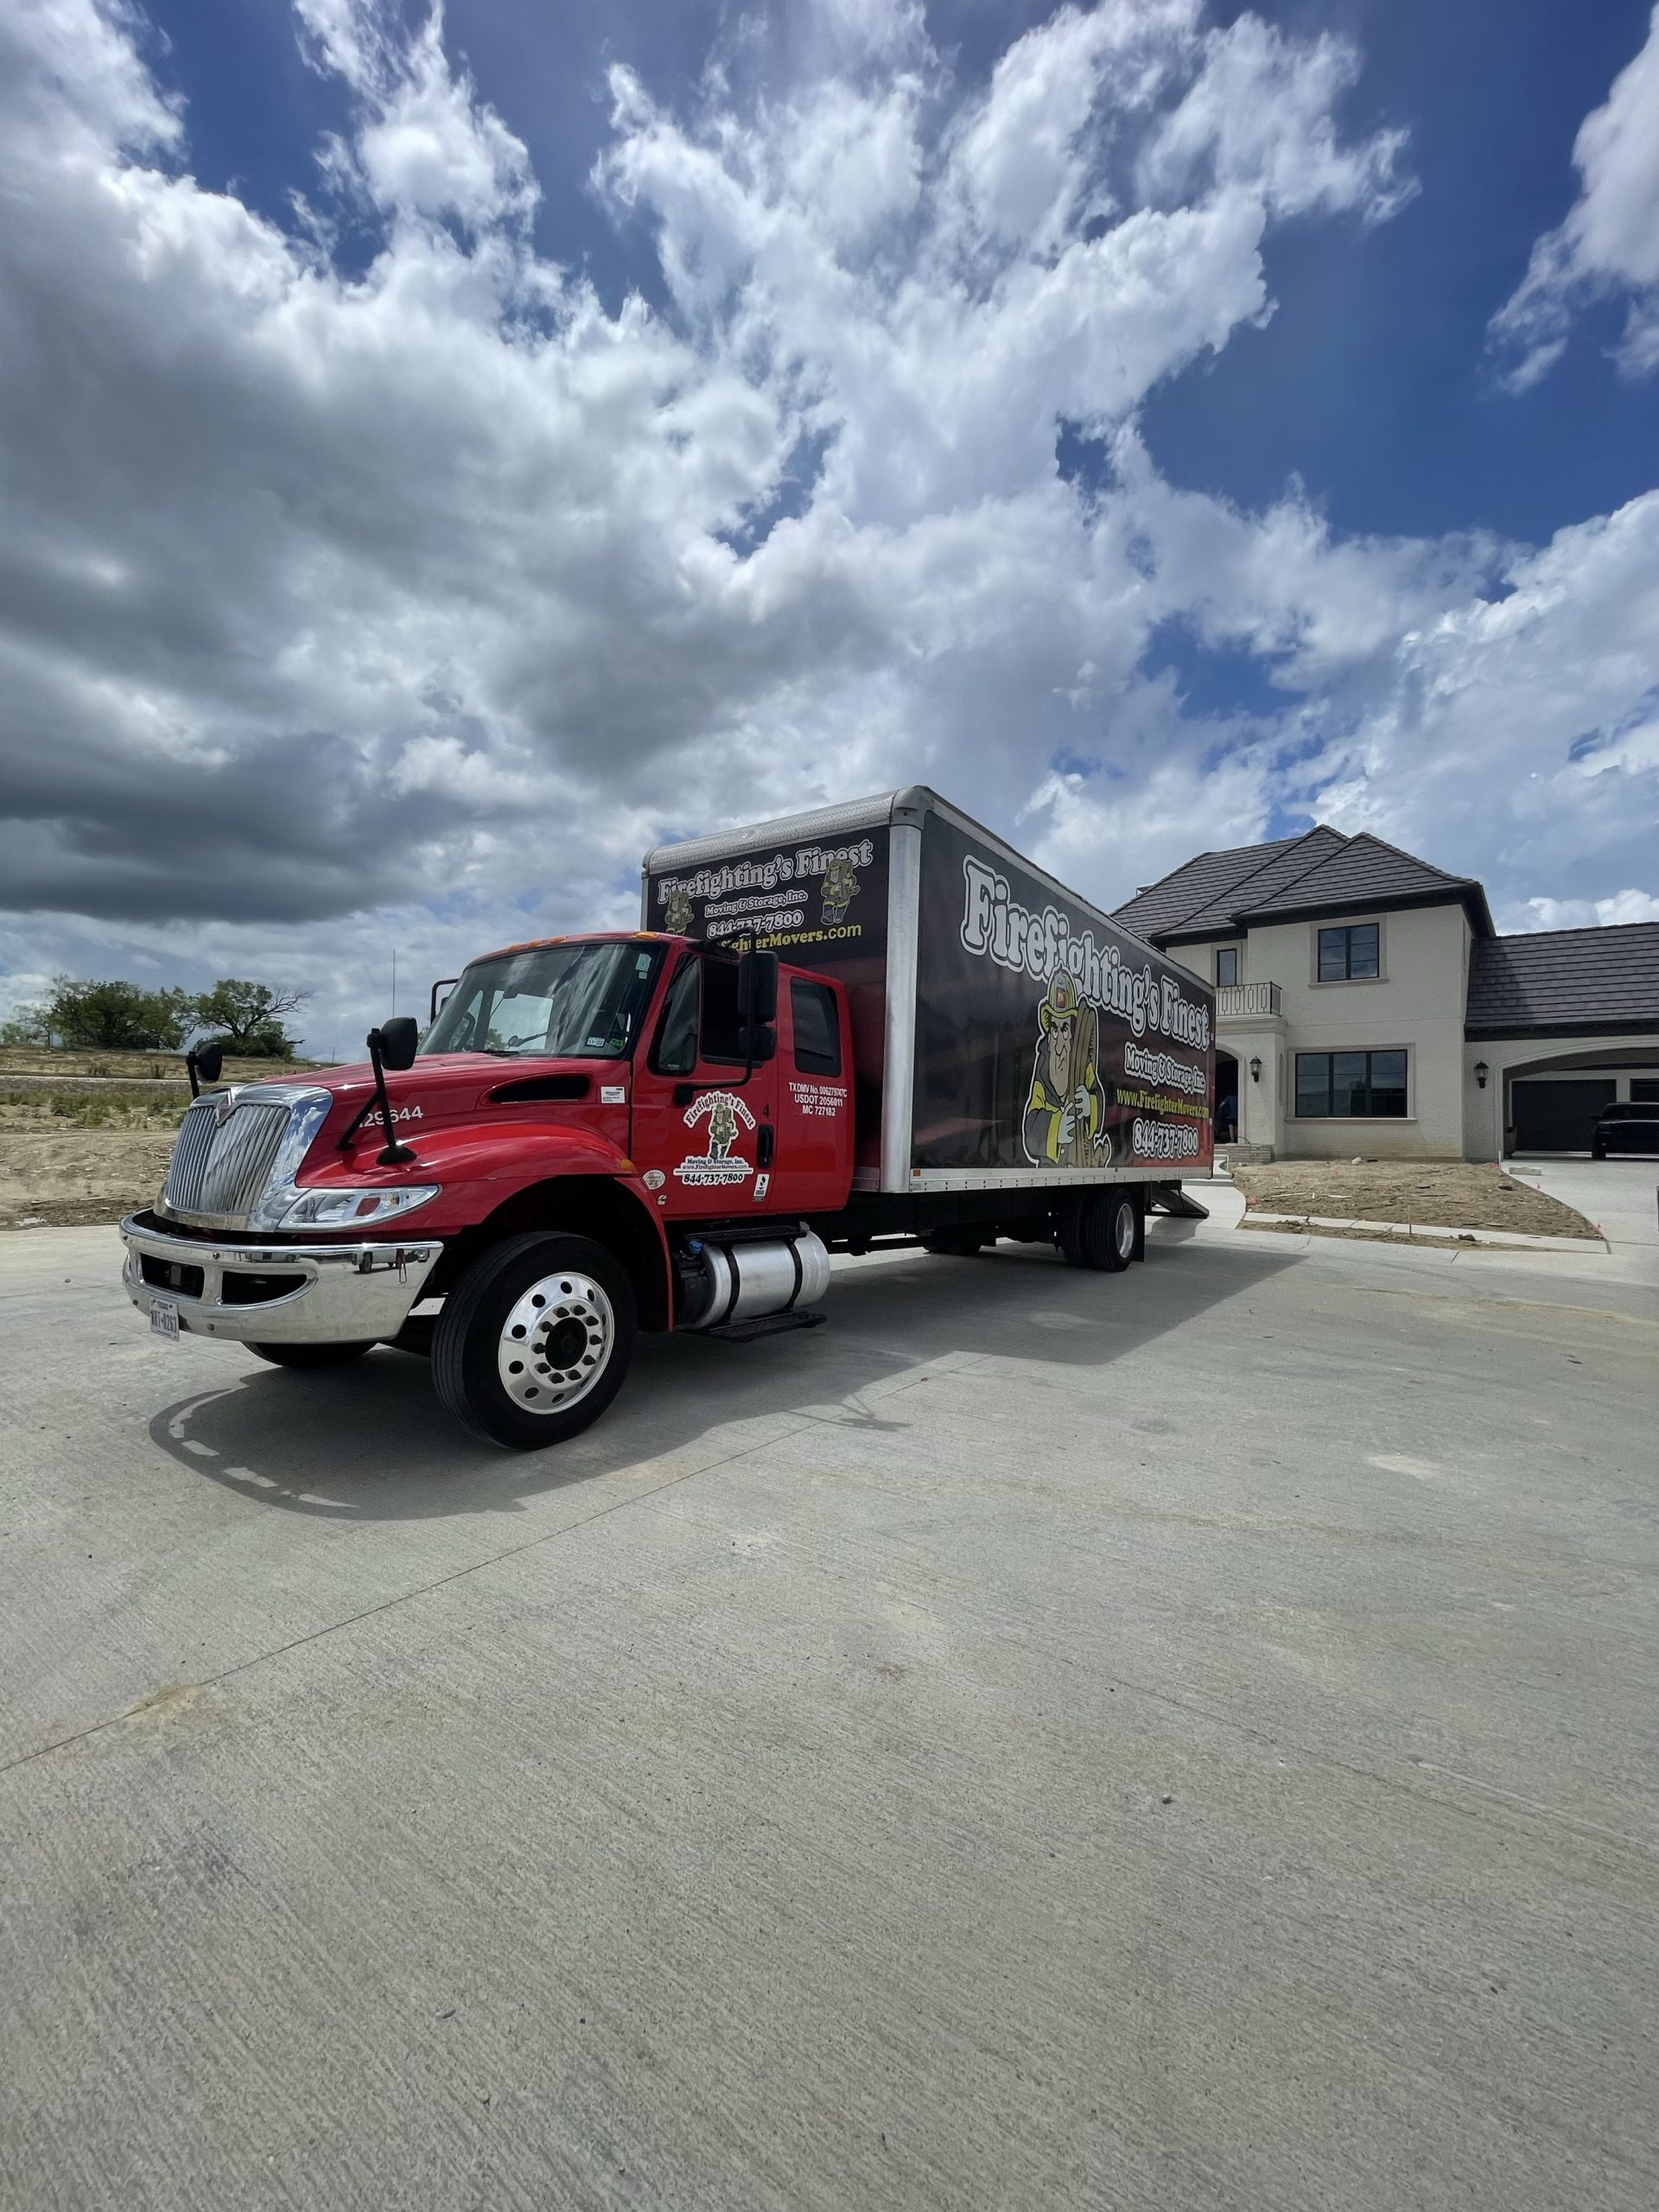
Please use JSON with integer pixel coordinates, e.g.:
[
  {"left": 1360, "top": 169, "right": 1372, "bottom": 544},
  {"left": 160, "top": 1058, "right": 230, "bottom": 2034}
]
[
  {"left": 1109, "top": 836, "right": 1301, "bottom": 941},
  {"left": 1241, "top": 832, "right": 1483, "bottom": 922},
  {"left": 1112, "top": 825, "right": 1492, "bottom": 943},
  {"left": 1466, "top": 923, "right": 1659, "bottom": 1037},
  {"left": 1174, "top": 824, "right": 1351, "bottom": 934}
]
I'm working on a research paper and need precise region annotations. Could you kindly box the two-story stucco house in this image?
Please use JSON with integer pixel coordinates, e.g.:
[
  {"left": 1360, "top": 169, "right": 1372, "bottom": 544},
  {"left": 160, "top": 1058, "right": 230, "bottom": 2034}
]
[{"left": 1111, "top": 829, "right": 1659, "bottom": 1160}]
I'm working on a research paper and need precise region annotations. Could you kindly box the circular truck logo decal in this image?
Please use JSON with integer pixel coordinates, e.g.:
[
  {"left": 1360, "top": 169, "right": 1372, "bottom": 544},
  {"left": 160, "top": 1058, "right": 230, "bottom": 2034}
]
[{"left": 674, "top": 1090, "right": 757, "bottom": 1186}]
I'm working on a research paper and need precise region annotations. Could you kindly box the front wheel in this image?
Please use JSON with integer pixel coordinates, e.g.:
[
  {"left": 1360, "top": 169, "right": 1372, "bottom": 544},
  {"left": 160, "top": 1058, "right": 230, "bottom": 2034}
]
[
  {"left": 432, "top": 1233, "right": 636, "bottom": 1451},
  {"left": 247, "top": 1340, "right": 377, "bottom": 1369}
]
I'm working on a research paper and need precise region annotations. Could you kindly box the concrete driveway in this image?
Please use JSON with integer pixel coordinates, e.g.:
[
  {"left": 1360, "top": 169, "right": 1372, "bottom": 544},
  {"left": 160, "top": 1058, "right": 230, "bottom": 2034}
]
[
  {"left": 2, "top": 1214, "right": 1656, "bottom": 2210},
  {"left": 1511, "top": 1155, "right": 1659, "bottom": 1267}
]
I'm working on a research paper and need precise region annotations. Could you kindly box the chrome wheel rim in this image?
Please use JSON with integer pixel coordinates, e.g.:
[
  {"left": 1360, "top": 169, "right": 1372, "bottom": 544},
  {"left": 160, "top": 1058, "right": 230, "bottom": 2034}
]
[
  {"left": 497, "top": 1270, "right": 614, "bottom": 1414},
  {"left": 1114, "top": 1202, "right": 1135, "bottom": 1261}
]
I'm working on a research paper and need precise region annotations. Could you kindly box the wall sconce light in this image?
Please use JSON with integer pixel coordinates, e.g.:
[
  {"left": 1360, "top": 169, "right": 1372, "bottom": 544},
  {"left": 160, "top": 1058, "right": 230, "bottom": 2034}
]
[
  {"left": 1474, "top": 1060, "right": 1489, "bottom": 1090},
  {"left": 1249, "top": 1056, "right": 1262, "bottom": 1083}
]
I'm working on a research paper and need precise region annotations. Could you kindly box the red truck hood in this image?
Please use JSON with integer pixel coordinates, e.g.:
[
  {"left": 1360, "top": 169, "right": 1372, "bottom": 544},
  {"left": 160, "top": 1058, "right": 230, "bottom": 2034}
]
[
  {"left": 222, "top": 1051, "right": 640, "bottom": 1235},
  {"left": 278, "top": 1051, "right": 629, "bottom": 1165},
  {"left": 298, "top": 1051, "right": 610, "bottom": 1111}
]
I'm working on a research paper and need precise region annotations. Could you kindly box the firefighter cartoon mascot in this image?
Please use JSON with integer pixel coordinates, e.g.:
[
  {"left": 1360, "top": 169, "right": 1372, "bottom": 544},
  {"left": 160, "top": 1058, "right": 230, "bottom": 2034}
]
[
  {"left": 1022, "top": 969, "right": 1105, "bottom": 1166},
  {"left": 820, "top": 856, "right": 860, "bottom": 927},
  {"left": 707, "top": 1093, "right": 739, "bottom": 1159}
]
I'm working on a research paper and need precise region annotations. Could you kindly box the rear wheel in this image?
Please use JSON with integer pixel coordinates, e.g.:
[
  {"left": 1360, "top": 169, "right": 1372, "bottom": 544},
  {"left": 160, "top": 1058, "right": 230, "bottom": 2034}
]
[
  {"left": 432, "top": 1232, "right": 636, "bottom": 1451},
  {"left": 247, "top": 1340, "right": 377, "bottom": 1369},
  {"left": 1058, "top": 1190, "right": 1138, "bottom": 1273}
]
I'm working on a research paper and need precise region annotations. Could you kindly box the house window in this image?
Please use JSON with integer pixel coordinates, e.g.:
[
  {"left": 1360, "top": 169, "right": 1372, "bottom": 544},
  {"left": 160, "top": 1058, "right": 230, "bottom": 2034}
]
[
  {"left": 1215, "top": 947, "right": 1239, "bottom": 988},
  {"left": 1295, "top": 1050, "right": 1408, "bottom": 1117},
  {"left": 791, "top": 981, "right": 841, "bottom": 1075},
  {"left": 1317, "top": 922, "right": 1380, "bottom": 981}
]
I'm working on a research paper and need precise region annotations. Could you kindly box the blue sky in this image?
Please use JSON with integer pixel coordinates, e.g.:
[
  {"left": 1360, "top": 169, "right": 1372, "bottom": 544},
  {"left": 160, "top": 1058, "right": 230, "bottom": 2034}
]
[
  {"left": 149, "top": 0, "right": 1659, "bottom": 542},
  {"left": 2, "top": 0, "right": 1657, "bottom": 1051}
]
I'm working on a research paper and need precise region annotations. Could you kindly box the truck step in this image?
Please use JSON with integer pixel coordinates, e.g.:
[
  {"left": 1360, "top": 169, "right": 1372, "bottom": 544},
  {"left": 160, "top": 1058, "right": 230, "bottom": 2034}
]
[
  {"left": 1148, "top": 1185, "right": 1210, "bottom": 1220},
  {"left": 705, "top": 1308, "right": 829, "bottom": 1343}
]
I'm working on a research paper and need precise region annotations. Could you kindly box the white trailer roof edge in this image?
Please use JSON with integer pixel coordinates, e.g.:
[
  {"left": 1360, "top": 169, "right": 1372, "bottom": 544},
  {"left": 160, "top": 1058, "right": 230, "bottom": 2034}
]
[{"left": 639, "top": 784, "right": 1179, "bottom": 975}]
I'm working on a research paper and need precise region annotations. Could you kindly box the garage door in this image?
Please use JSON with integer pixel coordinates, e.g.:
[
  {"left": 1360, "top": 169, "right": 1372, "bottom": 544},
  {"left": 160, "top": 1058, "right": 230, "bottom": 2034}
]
[{"left": 1511, "top": 1078, "right": 1616, "bottom": 1152}]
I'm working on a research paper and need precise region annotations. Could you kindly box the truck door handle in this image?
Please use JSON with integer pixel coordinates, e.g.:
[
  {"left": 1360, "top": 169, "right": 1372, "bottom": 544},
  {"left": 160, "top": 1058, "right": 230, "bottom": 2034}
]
[{"left": 757, "top": 1126, "right": 775, "bottom": 1168}]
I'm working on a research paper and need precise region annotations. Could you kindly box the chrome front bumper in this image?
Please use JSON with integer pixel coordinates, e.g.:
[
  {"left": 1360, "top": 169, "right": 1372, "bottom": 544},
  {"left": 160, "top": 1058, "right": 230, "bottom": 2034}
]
[{"left": 120, "top": 1213, "right": 442, "bottom": 1345}]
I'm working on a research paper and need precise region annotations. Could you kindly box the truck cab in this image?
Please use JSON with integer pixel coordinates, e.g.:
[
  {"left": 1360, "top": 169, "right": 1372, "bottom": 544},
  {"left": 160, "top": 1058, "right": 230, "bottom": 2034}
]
[{"left": 121, "top": 933, "right": 849, "bottom": 1450}]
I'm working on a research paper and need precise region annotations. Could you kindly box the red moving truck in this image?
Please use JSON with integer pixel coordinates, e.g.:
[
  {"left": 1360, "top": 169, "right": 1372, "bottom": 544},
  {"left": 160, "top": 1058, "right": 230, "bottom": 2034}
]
[{"left": 122, "top": 790, "right": 1214, "bottom": 1449}]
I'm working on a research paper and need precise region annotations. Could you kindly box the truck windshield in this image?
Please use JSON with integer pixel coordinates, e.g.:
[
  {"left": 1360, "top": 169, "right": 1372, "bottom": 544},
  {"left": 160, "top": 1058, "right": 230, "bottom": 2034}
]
[{"left": 421, "top": 941, "right": 664, "bottom": 1060}]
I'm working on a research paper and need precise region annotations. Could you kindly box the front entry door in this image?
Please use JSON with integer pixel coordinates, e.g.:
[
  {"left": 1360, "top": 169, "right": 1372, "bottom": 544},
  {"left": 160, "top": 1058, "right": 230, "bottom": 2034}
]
[{"left": 632, "top": 950, "right": 778, "bottom": 1220}]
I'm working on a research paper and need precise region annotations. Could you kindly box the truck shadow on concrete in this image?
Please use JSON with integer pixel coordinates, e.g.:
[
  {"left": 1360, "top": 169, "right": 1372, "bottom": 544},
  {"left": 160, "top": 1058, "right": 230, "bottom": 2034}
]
[{"left": 147, "top": 1228, "right": 1297, "bottom": 1523}]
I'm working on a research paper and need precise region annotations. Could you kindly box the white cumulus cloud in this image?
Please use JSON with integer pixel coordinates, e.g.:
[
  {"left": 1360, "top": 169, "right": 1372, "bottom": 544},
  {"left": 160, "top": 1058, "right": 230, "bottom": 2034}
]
[
  {"left": 1488, "top": 4, "right": 1659, "bottom": 388},
  {"left": 0, "top": 0, "right": 1655, "bottom": 1056}
]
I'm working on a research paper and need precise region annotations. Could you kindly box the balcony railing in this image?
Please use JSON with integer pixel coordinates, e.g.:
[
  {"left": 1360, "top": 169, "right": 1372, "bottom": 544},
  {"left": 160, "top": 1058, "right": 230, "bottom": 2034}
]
[{"left": 1216, "top": 982, "right": 1281, "bottom": 1018}]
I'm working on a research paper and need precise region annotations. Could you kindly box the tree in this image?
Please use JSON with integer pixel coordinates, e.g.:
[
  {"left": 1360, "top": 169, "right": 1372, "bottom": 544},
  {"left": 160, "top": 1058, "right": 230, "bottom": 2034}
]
[
  {"left": 189, "top": 979, "right": 309, "bottom": 1059},
  {"left": 0, "top": 1002, "right": 53, "bottom": 1048},
  {"left": 48, "top": 977, "right": 192, "bottom": 1052}
]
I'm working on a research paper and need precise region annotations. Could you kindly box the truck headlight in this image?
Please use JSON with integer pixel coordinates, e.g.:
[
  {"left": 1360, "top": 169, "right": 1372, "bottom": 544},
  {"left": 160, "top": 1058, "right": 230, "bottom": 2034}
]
[{"left": 278, "top": 1185, "right": 442, "bottom": 1228}]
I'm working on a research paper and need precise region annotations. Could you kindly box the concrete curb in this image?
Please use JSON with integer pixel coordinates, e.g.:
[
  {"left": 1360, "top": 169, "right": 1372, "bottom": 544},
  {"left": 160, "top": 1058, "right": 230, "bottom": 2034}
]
[{"left": 1239, "top": 1209, "right": 1609, "bottom": 1254}]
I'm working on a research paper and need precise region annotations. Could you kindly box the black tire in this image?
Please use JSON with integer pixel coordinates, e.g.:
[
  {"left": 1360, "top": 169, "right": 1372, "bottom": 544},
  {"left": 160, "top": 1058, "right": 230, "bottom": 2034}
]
[
  {"left": 920, "top": 1230, "right": 985, "bottom": 1257},
  {"left": 1058, "top": 1189, "right": 1138, "bottom": 1273},
  {"left": 432, "top": 1232, "right": 636, "bottom": 1451},
  {"left": 246, "top": 1340, "right": 378, "bottom": 1369}
]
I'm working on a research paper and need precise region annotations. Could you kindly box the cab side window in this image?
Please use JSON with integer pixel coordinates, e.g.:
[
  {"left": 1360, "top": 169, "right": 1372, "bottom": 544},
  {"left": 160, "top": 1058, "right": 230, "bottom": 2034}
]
[
  {"left": 653, "top": 957, "right": 699, "bottom": 1075},
  {"left": 791, "top": 981, "right": 841, "bottom": 1075},
  {"left": 698, "top": 957, "right": 745, "bottom": 1063}
]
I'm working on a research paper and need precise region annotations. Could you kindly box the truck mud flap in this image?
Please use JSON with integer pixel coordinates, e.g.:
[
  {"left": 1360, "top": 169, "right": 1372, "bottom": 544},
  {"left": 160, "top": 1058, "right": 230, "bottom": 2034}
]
[{"left": 1147, "top": 1185, "right": 1210, "bottom": 1221}]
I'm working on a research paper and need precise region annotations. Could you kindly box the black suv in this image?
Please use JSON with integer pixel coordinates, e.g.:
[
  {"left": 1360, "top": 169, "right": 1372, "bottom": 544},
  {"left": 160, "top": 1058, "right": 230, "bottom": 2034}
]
[{"left": 1590, "top": 1100, "right": 1659, "bottom": 1159}]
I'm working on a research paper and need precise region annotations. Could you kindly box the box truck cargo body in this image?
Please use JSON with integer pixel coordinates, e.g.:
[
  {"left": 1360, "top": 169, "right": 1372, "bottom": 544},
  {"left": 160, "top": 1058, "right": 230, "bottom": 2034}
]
[
  {"left": 642, "top": 786, "right": 1215, "bottom": 1205},
  {"left": 122, "top": 788, "right": 1215, "bottom": 1452}
]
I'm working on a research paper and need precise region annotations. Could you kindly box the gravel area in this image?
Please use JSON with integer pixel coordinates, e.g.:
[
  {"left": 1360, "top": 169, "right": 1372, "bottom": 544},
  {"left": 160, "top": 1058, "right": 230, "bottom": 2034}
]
[{"left": 1231, "top": 1159, "right": 1599, "bottom": 1238}]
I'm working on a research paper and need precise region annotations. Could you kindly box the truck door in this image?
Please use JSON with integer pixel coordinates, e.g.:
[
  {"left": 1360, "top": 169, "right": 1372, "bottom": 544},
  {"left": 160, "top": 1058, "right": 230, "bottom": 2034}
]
[
  {"left": 767, "top": 974, "right": 855, "bottom": 1213},
  {"left": 632, "top": 950, "right": 779, "bottom": 1220}
]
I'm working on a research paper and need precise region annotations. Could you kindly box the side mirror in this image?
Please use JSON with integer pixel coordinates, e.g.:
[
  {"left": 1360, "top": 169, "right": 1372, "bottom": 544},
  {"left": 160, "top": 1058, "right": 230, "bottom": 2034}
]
[
  {"left": 737, "top": 948, "right": 779, "bottom": 1026},
  {"left": 193, "top": 1039, "right": 224, "bottom": 1087},
  {"left": 429, "top": 976, "right": 459, "bottom": 1022},
  {"left": 739, "top": 1024, "right": 777, "bottom": 1065},
  {"left": 372, "top": 1015, "right": 419, "bottom": 1071}
]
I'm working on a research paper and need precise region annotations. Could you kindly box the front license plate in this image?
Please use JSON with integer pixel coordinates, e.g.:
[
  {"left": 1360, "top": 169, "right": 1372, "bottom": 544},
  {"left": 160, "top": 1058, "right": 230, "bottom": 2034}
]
[{"left": 149, "top": 1298, "right": 181, "bottom": 1342}]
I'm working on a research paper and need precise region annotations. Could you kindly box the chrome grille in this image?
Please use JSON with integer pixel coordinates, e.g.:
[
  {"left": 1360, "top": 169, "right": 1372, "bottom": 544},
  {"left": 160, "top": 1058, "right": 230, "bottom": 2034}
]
[{"left": 163, "top": 1094, "right": 295, "bottom": 1224}]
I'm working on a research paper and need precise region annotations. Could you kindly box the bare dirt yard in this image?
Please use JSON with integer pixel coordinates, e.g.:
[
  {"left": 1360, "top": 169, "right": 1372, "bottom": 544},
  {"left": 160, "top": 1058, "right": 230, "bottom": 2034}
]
[
  {"left": 0, "top": 1128, "right": 182, "bottom": 1228},
  {"left": 1231, "top": 1158, "right": 1599, "bottom": 1239},
  {"left": 0, "top": 1048, "right": 321, "bottom": 1230}
]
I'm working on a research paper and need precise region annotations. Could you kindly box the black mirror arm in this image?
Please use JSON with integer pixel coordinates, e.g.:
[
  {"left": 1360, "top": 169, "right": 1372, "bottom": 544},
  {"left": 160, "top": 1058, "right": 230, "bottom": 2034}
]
[
  {"left": 365, "top": 1029, "right": 417, "bottom": 1166},
  {"left": 185, "top": 1052, "right": 201, "bottom": 1101}
]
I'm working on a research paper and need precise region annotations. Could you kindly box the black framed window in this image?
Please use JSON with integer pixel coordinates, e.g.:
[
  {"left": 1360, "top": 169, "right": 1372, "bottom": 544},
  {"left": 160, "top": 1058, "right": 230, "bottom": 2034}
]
[
  {"left": 1216, "top": 946, "right": 1239, "bottom": 988},
  {"left": 1295, "top": 1050, "right": 1408, "bottom": 1117},
  {"left": 1317, "top": 923, "right": 1380, "bottom": 981},
  {"left": 1632, "top": 1080, "right": 1659, "bottom": 1103},
  {"left": 698, "top": 957, "right": 746, "bottom": 1063},
  {"left": 791, "top": 980, "right": 841, "bottom": 1074},
  {"left": 652, "top": 957, "right": 700, "bottom": 1074}
]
